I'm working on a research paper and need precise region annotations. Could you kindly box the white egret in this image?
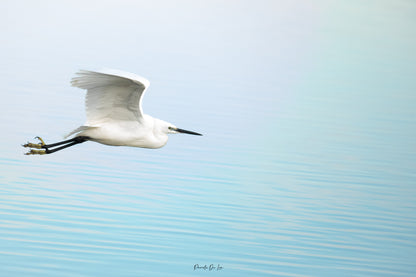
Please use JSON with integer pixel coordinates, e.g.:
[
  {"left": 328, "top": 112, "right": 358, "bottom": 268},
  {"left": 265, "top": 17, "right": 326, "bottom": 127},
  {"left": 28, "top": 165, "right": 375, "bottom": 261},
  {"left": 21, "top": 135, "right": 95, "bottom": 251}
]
[{"left": 23, "top": 69, "right": 202, "bottom": 155}]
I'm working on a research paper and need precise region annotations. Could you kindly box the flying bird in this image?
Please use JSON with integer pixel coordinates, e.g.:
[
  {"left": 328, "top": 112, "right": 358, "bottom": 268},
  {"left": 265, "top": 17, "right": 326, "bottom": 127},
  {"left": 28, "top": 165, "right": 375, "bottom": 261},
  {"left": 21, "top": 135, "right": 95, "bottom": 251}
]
[{"left": 23, "top": 69, "right": 202, "bottom": 155}]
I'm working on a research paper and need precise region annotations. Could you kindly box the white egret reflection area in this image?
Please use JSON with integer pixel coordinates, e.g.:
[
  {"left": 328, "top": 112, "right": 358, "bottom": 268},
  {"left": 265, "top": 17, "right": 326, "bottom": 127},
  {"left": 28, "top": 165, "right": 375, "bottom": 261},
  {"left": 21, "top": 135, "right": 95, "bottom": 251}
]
[{"left": 1, "top": 1, "right": 415, "bottom": 276}]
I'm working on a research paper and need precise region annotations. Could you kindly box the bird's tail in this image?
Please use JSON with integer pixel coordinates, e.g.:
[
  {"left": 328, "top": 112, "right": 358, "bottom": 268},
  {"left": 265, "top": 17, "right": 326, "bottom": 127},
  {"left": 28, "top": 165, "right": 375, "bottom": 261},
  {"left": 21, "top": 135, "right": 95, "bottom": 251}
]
[{"left": 64, "top": 126, "right": 93, "bottom": 139}]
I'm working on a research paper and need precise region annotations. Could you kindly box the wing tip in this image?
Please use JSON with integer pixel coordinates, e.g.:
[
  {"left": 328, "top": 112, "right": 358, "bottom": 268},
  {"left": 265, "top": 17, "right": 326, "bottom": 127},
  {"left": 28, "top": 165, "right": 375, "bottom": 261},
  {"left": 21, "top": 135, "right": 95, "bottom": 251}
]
[{"left": 71, "top": 68, "right": 150, "bottom": 89}]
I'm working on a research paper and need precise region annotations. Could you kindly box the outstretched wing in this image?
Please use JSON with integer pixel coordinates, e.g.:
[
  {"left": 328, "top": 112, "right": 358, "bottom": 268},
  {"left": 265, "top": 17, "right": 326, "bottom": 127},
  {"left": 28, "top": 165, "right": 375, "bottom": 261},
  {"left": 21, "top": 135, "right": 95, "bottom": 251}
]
[{"left": 71, "top": 69, "right": 150, "bottom": 125}]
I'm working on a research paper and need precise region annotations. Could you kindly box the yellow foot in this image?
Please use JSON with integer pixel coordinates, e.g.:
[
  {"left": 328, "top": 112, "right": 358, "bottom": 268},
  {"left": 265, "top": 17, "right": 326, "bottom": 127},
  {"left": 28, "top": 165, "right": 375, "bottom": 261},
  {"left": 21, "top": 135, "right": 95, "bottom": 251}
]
[
  {"left": 25, "top": 149, "right": 47, "bottom": 155},
  {"left": 23, "top": 137, "right": 46, "bottom": 149}
]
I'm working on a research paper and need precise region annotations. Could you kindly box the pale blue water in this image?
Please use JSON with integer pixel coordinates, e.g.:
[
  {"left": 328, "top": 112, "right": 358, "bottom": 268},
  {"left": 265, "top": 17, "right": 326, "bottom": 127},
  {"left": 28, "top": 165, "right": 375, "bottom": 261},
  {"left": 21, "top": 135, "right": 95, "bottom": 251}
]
[{"left": 1, "top": 1, "right": 416, "bottom": 276}]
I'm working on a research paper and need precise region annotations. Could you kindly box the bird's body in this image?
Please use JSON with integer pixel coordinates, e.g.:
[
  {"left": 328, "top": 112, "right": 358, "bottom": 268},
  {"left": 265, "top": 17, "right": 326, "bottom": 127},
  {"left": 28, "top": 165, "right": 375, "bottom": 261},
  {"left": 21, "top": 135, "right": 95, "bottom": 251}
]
[
  {"left": 75, "top": 115, "right": 170, "bottom": 148},
  {"left": 23, "top": 69, "right": 201, "bottom": 155}
]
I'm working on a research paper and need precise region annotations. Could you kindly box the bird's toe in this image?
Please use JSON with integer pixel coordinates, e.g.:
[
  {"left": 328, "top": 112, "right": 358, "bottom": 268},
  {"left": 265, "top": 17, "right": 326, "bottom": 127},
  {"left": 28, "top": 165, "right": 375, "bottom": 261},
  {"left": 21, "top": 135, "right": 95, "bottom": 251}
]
[
  {"left": 25, "top": 149, "right": 47, "bottom": 155},
  {"left": 35, "top": 136, "right": 46, "bottom": 146},
  {"left": 23, "top": 142, "right": 43, "bottom": 149}
]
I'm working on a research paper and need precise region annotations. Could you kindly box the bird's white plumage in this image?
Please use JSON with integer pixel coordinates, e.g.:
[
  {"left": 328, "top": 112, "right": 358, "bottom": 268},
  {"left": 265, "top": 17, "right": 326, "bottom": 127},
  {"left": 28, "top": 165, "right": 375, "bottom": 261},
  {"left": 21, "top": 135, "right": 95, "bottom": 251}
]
[{"left": 66, "top": 69, "right": 172, "bottom": 148}]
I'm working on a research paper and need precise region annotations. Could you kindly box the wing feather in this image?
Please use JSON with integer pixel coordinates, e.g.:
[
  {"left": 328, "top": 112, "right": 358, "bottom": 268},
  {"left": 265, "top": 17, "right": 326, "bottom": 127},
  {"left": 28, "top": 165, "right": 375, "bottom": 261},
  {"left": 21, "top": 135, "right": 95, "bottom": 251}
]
[{"left": 71, "top": 69, "right": 149, "bottom": 125}]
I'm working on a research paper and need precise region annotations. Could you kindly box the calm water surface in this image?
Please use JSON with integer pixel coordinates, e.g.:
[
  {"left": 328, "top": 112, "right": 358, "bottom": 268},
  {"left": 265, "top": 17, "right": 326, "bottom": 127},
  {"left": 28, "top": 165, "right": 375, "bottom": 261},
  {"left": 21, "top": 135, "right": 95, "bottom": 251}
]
[{"left": 1, "top": 1, "right": 415, "bottom": 276}]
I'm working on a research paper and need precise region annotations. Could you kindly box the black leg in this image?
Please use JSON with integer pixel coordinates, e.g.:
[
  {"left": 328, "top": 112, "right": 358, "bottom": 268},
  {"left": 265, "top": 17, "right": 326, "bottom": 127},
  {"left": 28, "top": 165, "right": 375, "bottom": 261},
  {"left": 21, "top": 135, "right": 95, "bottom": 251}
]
[
  {"left": 42, "top": 138, "right": 80, "bottom": 148},
  {"left": 43, "top": 136, "right": 90, "bottom": 149},
  {"left": 43, "top": 136, "right": 90, "bottom": 154},
  {"left": 44, "top": 140, "right": 85, "bottom": 154}
]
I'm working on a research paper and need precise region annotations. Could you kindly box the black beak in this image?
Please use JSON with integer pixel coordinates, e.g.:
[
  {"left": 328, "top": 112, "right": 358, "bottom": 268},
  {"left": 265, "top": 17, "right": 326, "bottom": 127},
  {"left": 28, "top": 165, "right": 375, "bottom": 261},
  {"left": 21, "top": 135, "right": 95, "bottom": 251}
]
[{"left": 176, "top": 128, "right": 202, "bottom": 136}]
